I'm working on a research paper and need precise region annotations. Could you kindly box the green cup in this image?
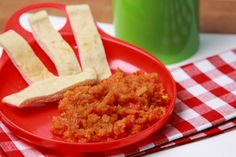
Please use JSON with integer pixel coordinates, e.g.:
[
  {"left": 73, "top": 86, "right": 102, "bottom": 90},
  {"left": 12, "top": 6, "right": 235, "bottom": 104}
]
[{"left": 113, "top": 0, "right": 199, "bottom": 64}]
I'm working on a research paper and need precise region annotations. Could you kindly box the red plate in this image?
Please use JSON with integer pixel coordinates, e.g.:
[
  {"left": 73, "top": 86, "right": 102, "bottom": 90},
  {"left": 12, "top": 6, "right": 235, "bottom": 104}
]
[{"left": 0, "top": 3, "right": 176, "bottom": 155}]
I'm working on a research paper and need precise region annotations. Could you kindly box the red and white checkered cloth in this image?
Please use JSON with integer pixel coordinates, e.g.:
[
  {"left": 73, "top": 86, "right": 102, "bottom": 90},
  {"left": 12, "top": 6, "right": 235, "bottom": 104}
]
[{"left": 0, "top": 49, "right": 236, "bottom": 157}]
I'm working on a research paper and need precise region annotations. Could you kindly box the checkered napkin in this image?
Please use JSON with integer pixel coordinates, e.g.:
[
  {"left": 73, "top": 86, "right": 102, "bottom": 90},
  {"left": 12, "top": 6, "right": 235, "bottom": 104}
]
[{"left": 0, "top": 50, "right": 236, "bottom": 157}]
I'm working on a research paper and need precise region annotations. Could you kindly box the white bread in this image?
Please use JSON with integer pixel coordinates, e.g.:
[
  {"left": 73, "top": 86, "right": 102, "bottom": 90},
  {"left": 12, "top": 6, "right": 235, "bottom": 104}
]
[
  {"left": 2, "top": 69, "right": 97, "bottom": 108},
  {"left": 0, "top": 30, "right": 55, "bottom": 83},
  {"left": 29, "top": 11, "right": 82, "bottom": 76},
  {"left": 66, "top": 5, "right": 111, "bottom": 80}
]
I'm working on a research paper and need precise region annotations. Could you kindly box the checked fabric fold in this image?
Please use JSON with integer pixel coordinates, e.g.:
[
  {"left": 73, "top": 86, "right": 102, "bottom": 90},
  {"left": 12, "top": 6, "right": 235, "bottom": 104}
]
[{"left": 0, "top": 50, "right": 236, "bottom": 157}]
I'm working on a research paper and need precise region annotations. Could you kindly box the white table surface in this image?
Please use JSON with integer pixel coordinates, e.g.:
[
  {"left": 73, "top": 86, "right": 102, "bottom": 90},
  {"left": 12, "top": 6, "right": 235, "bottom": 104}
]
[{"left": 1, "top": 14, "right": 236, "bottom": 157}]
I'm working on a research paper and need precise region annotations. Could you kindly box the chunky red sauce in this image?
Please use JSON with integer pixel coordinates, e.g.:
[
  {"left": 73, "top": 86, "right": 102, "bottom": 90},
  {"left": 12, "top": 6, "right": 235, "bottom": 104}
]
[{"left": 51, "top": 70, "right": 169, "bottom": 143}]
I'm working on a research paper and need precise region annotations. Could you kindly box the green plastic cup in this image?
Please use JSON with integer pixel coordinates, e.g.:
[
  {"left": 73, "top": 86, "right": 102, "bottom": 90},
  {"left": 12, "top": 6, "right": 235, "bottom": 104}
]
[{"left": 113, "top": 0, "right": 199, "bottom": 64}]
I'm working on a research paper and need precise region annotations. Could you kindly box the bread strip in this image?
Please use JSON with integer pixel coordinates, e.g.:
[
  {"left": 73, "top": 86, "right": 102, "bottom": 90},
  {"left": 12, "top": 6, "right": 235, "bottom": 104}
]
[
  {"left": 29, "top": 11, "right": 81, "bottom": 76},
  {"left": 2, "top": 69, "right": 97, "bottom": 108},
  {"left": 0, "top": 30, "right": 54, "bottom": 83},
  {"left": 66, "top": 5, "right": 111, "bottom": 80}
]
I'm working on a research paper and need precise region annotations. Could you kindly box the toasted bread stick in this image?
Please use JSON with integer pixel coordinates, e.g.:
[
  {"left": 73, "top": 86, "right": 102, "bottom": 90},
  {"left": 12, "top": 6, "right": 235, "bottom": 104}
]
[
  {"left": 0, "top": 30, "right": 55, "bottom": 83},
  {"left": 29, "top": 11, "right": 82, "bottom": 76},
  {"left": 2, "top": 69, "right": 97, "bottom": 108},
  {"left": 66, "top": 5, "right": 111, "bottom": 80}
]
